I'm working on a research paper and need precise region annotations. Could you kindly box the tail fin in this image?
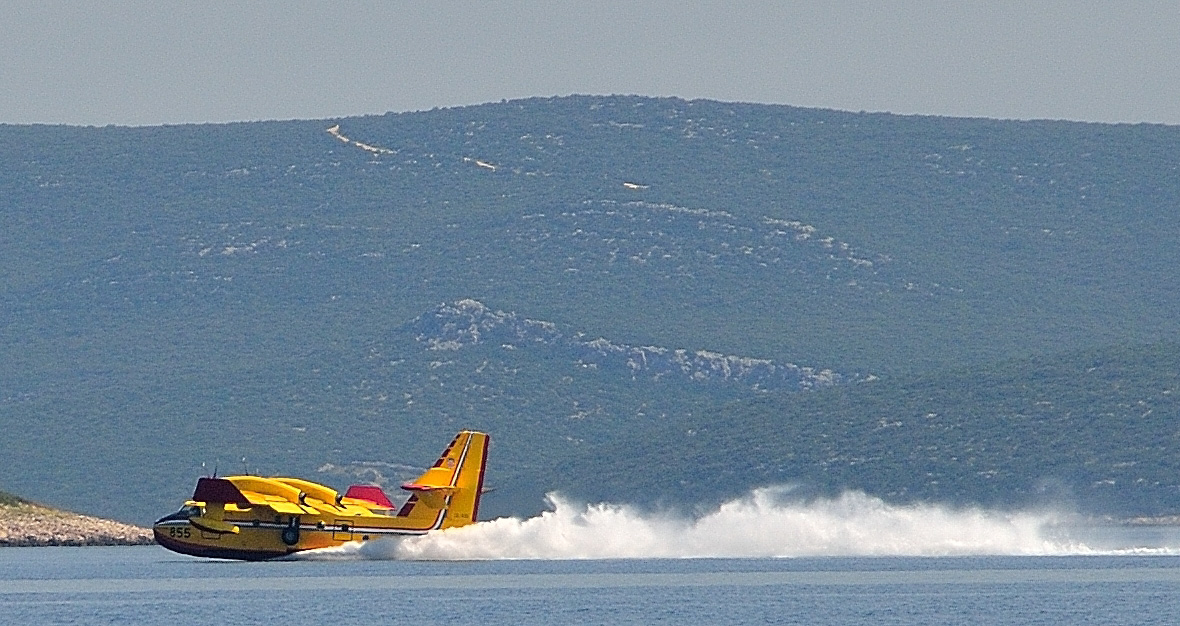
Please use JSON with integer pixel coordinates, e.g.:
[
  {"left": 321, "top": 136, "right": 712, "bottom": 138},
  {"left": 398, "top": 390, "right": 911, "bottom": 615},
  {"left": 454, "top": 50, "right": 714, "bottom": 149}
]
[{"left": 397, "top": 431, "right": 490, "bottom": 530}]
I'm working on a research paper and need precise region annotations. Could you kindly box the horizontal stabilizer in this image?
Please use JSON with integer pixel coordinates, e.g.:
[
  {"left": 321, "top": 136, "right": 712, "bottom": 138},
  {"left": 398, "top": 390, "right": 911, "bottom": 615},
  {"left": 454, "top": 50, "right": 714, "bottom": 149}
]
[
  {"left": 400, "top": 483, "right": 456, "bottom": 493},
  {"left": 343, "top": 485, "right": 395, "bottom": 508}
]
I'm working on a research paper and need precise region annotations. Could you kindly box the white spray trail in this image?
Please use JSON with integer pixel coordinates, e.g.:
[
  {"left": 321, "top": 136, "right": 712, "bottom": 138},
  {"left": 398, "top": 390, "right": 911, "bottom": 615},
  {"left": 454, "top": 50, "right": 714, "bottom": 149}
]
[{"left": 300, "top": 487, "right": 1112, "bottom": 560}]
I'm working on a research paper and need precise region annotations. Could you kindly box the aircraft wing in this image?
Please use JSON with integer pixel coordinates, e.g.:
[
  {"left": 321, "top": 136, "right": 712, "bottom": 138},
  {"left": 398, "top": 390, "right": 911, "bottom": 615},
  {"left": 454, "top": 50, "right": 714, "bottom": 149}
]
[
  {"left": 342, "top": 485, "right": 395, "bottom": 509},
  {"left": 192, "top": 477, "right": 314, "bottom": 514}
]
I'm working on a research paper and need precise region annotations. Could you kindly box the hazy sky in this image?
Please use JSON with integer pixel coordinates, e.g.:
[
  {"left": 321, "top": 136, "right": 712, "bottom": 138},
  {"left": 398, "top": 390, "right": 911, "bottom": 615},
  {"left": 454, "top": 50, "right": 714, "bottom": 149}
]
[{"left": 4, "top": 1, "right": 1178, "bottom": 126}]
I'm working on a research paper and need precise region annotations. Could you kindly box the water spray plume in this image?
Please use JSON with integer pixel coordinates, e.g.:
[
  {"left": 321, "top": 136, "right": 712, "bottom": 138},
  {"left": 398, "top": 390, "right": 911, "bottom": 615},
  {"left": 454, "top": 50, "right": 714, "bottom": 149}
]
[
  {"left": 298, "top": 487, "right": 1153, "bottom": 560},
  {"left": 398, "top": 488, "right": 1066, "bottom": 559}
]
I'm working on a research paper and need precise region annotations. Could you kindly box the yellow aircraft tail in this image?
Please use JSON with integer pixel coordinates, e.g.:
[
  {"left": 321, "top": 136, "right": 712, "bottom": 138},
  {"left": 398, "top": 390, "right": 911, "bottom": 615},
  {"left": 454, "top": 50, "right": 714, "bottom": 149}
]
[{"left": 397, "top": 430, "right": 489, "bottom": 530}]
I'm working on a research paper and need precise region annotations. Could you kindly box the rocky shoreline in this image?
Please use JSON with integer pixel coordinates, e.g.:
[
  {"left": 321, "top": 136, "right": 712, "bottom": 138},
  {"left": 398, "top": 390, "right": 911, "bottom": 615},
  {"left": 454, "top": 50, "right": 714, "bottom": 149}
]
[{"left": 0, "top": 501, "right": 154, "bottom": 547}]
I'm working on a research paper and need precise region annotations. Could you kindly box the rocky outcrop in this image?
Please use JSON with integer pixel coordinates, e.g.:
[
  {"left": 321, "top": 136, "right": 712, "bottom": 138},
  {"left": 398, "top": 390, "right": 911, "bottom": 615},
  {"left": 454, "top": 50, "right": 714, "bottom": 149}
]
[
  {"left": 0, "top": 501, "right": 153, "bottom": 547},
  {"left": 404, "top": 298, "right": 852, "bottom": 392}
]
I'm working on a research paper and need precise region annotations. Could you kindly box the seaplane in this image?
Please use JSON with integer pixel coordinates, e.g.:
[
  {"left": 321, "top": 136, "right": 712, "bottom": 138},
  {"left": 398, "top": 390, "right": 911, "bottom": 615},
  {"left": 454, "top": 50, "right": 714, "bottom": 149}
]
[{"left": 154, "top": 431, "right": 489, "bottom": 560}]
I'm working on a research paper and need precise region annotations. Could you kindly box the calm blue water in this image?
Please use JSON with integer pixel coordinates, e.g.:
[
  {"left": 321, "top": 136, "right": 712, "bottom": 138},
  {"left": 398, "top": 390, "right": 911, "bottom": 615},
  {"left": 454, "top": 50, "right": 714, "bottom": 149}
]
[{"left": 3, "top": 546, "right": 1180, "bottom": 625}]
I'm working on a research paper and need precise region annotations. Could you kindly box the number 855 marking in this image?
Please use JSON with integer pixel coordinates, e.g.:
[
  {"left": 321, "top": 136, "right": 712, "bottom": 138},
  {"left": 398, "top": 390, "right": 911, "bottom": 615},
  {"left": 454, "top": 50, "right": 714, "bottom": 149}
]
[{"left": 168, "top": 526, "right": 192, "bottom": 538}]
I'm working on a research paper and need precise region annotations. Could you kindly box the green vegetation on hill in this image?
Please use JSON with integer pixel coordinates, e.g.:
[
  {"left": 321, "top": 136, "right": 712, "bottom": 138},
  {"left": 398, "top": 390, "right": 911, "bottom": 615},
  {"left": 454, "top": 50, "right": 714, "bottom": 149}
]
[
  {"left": 568, "top": 342, "right": 1180, "bottom": 516},
  {"left": 1, "top": 96, "right": 1178, "bottom": 523},
  {"left": 0, "top": 490, "right": 29, "bottom": 507}
]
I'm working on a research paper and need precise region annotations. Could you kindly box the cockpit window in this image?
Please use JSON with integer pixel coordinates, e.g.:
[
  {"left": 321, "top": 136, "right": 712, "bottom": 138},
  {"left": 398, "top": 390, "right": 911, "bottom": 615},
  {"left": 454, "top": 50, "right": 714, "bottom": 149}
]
[{"left": 178, "top": 505, "right": 204, "bottom": 518}]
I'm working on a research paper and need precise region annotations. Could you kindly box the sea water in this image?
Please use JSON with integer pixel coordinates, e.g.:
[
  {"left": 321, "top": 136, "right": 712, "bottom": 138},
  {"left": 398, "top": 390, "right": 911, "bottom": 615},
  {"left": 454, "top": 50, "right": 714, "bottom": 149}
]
[
  {"left": 7, "top": 491, "right": 1180, "bottom": 624},
  {"left": 3, "top": 546, "right": 1180, "bottom": 625}
]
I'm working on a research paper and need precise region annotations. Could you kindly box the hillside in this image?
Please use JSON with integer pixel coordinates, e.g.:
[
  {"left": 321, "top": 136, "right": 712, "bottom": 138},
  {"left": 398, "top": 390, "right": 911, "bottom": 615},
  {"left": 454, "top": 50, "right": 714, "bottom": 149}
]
[
  {"left": 563, "top": 342, "right": 1180, "bottom": 516},
  {"left": 1, "top": 96, "right": 1179, "bottom": 523}
]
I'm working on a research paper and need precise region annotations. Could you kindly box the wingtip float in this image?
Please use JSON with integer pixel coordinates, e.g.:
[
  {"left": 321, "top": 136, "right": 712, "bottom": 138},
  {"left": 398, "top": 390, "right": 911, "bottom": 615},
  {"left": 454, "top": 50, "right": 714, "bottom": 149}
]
[{"left": 154, "top": 431, "right": 489, "bottom": 560}]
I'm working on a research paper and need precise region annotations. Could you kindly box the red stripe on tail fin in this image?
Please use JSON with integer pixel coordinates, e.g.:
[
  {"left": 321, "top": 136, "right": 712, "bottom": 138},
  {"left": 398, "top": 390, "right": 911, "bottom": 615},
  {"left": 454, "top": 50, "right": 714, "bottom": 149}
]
[{"left": 396, "top": 494, "right": 419, "bottom": 517}]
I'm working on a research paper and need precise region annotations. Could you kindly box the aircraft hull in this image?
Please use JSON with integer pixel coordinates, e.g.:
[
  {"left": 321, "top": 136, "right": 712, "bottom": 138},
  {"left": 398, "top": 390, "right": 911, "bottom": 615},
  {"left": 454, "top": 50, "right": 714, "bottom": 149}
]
[
  {"left": 153, "top": 514, "right": 427, "bottom": 560},
  {"left": 152, "top": 528, "right": 288, "bottom": 561}
]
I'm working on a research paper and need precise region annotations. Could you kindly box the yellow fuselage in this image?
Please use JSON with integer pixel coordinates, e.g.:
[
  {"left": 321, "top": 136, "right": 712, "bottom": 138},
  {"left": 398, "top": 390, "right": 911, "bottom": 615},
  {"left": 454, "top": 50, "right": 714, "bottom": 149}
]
[
  {"left": 154, "top": 431, "right": 489, "bottom": 560},
  {"left": 153, "top": 493, "right": 432, "bottom": 560}
]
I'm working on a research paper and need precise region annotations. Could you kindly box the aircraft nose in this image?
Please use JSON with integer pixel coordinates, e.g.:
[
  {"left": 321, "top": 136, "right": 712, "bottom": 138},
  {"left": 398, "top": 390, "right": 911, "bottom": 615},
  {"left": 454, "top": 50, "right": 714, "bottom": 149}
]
[{"left": 155, "top": 511, "right": 188, "bottom": 525}]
